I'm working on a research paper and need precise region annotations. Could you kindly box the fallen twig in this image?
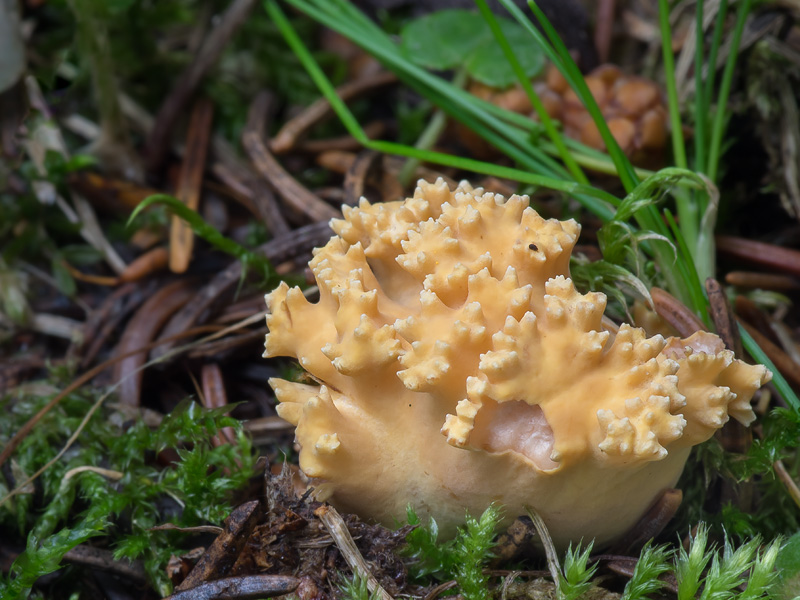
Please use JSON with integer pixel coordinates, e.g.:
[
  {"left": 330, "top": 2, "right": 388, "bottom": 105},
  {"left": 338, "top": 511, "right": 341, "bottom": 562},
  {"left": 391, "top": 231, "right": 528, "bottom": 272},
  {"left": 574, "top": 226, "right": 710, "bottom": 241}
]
[
  {"left": 145, "top": 0, "right": 257, "bottom": 171},
  {"left": 725, "top": 270, "right": 800, "bottom": 290},
  {"left": 242, "top": 92, "right": 339, "bottom": 222},
  {"left": 651, "top": 287, "right": 706, "bottom": 337},
  {"left": 112, "top": 278, "right": 197, "bottom": 406},
  {"left": 170, "top": 98, "right": 214, "bottom": 273},
  {"left": 176, "top": 500, "right": 261, "bottom": 592},
  {"left": 165, "top": 574, "right": 299, "bottom": 600},
  {"left": 62, "top": 544, "right": 147, "bottom": 586},
  {"left": 315, "top": 504, "right": 394, "bottom": 600},
  {"left": 270, "top": 72, "right": 396, "bottom": 153},
  {"left": 717, "top": 235, "right": 800, "bottom": 277}
]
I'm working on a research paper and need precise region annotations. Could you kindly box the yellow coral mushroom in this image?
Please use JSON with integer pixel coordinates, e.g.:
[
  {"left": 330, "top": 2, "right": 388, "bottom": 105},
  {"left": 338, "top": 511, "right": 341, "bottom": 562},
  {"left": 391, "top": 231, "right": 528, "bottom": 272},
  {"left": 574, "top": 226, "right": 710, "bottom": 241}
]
[{"left": 263, "top": 179, "right": 770, "bottom": 549}]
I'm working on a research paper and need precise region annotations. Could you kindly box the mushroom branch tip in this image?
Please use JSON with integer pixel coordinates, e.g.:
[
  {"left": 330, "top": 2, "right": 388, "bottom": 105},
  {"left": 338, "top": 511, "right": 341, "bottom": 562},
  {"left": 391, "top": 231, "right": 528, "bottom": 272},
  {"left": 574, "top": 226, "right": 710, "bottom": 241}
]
[{"left": 263, "top": 179, "right": 771, "bottom": 548}]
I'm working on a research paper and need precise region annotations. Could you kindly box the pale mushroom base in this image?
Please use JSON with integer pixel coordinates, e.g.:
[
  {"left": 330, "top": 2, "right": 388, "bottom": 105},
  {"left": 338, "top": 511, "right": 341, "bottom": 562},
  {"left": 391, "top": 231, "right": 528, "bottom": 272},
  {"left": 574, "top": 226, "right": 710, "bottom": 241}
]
[{"left": 276, "top": 375, "right": 691, "bottom": 548}]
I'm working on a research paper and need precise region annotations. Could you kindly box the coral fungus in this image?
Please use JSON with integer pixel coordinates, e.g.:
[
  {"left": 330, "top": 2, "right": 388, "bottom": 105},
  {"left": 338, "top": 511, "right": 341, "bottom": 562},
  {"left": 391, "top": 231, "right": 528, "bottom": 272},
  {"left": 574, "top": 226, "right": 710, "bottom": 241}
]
[{"left": 263, "top": 179, "right": 770, "bottom": 548}]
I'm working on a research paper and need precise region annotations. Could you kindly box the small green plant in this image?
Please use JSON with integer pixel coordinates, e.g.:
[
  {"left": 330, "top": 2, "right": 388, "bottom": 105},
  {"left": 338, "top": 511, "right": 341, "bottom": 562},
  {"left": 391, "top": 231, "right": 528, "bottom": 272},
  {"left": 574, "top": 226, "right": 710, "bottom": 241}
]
[
  {"left": 620, "top": 542, "right": 671, "bottom": 600},
  {"left": 404, "top": 505, "right": 501, "bottom": 600},
  {"left": 559, "top": 542, "right": 597, "bottom": 600},
  {"left": 0, "top": 389, "right": 257, "bottom": 598},
  {"left": 338, "top": 573, "right": 382, "bottom": 600}
]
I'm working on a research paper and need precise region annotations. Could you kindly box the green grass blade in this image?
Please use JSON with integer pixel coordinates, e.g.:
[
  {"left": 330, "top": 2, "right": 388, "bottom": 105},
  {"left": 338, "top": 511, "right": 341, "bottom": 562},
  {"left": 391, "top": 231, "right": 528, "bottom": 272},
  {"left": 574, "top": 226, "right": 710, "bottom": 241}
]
[
  {"left": 658, "top": 0, "right": 688, "bottom": 170},
  {"left": 265, "top": 0, "right": 368, "bottom": 143},
  {"left": 693, "top": 0, "right": 707, "bottom": 172},
  {"left": 282, "top": 0, "right": 569, "bottom": 179},
  {"left": 269, "top": 0, "right": 618, "bottom": 219},
  {"left": 707, "top": 0, "right": 752, "bottom": 181},
  {"left": 369, "top": 140, "right": 618, "bottom": 212},
  {"left": 474, "top": 0, "right": 588, "bottom": 184},
  {"left": 740, "top": 326, "right": 800, "bottom": 412},
  {"left": 663, "top": 209, "right": 709, "bottom": 320},
  {"left": 524, "top": 0, "right": 640, "bottom": 192},
  {"left": 703, "top": 0, "right": 729, "bottom": 126},
  {"left": 128, "top": 194, "right": 273, "bottom": 281}
]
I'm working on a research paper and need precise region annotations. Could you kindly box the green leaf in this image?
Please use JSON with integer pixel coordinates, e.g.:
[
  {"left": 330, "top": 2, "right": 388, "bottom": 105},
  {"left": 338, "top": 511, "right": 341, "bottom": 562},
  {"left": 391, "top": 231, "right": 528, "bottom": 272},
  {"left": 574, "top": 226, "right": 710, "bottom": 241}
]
[
  {"left": 400, "top": 10, "right": 485, "bottom": 70},
  {"left": 401, "top": 9, "right": 544, "bottom": 87},
  {"left": 776, "top": 532, "right": 800, "bottom": 600},
  {"left": 465, "top": 19, "right": 545, "bottom": 87},
  {"left": 50, "top": 255, "right": 77, "bottom": 297},
  {"left": 60, "top": 244, "right": 103, "bottom": 266}
]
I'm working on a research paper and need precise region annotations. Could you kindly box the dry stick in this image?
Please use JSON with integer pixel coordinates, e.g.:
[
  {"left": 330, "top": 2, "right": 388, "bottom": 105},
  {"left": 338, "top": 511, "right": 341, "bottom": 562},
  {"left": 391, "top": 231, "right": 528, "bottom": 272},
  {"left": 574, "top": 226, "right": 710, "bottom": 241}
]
[
  {"left": 119, "top": 246, "right": 170, "bottom": 282},
  {"left": 717, "top": 235, "right": 800, "bottom": 277},
  {"left": 706, "top": 278, "right": 751, "bottom": 456},
  {"left": 609, "top": 488, "right": 683, "bottom": 555},
  {"left": 176, "top": 500, "right": 261, "bottom": 591},
  {"left": 62, "top": 544, "right": 147, "bottom": 586},
  {"left": 524, "top": 507, "right": 562, "bottom": 599},
  {"left": 210, "top": 160, "right": 261, "bottom": 217},
  {"left": 270, "top": 72, "right": 397, "bottom": 153},
  {"left": 317, "top": 149, "right": 358, "bottom": 174},
  {"left": 238, "top": 92, "right": 291, "bottom": 236},
  {"left": 145, "top": 0, "right": 256, "bottom": 172},
  {"left": 73, "top": 281, "right": 141, "bottom": 368},
  {"left": 725, "top": 270, "right": 800, "bottom": 290},
  {"left": 735, "top": 295, "right": 782, "bottom": 347},
  {"left": 149, "top": 523, "right": 223, "bottom": 535},
  {"left": 0, "top": 311, "right": 265, "bottom": 475},
  {"left": 650, "top": 287, "right": 707, "bottom": 337},
  {"left": 113, "top": 278, "right": 197, "bottom": 407},
  {"left": 422, "top": 580, "right": 458, "bottom": 600},
  {"left": 201, "top": 363, "right": 237, "bottom": 446},
  {"left": 153, "top": 220, "right": 332, "bottom": 360},
  {"left": 297, "top": 120, "right": 386, "bottom": 154},
  {"left": 774, "top": 459, "right": 800, "bottom": 509},
  {"left": 164, "top": 575, "right": 299, "bottom": 600},
  {"left": 251, "top": 179, "right": 291, "bottom": 237},
  {"left": 705, "top": 277, "right": 742, "bottom": 355},
  {"left": 243, "top": 92, "right": 340, "bottom": 222},
  {"left": 62, "top": 261, "right": 119, "bottom": 286},
  {"left": 188, "top": 329, "right": 265, "bottom": 359},
  {"left": 594, "top": 0, "right": 616, "bottom": 63},
  {"left": 170, "top": 98, "right": 214, "bottom": 273},
  {"left": 315, "top": 505, "right": 394, "bottom": 600},
  {"left": 344, "top": 149, "right": 382, "bottom": 206}
]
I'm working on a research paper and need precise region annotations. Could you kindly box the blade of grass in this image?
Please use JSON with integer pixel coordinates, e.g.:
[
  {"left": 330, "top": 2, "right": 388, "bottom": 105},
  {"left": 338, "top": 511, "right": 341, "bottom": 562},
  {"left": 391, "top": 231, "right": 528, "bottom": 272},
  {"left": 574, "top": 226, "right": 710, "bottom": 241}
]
[
  {"left": 694, "top": 0, "right": 707, "bottom": 173},
  {"left": 128, "top": 194, "right": 273, "bottom": 281},
  {"left": 294, "top": 0, "right": 642, "bottom": 182},
  {"left": 703, "top": 0, "right": 729, "bottom": 134},
  {"left": 500, "top": 0, "right": 690, "bottom": 300},
  {"left": 664, "top": 209, "right": 709, "bottom": 321},
  {"left": 266, "top": 0, "right": 618, "bottom": 217},
  {"left": 707, "top": 0, "right": 751, "bottom": 182},
  {"left": 740, "top": 326, "right": 800, "bottom": 412},
  {"left": 474, "top": 0, "right": 588, "bottom": 184},
  {"left": 523, "top": 0, "right": 639, "bottom": 192},
  {"left": 316, "top": 2, "right": 583, "bottom": 182},
  {"left": 658, "top": 0, "right": 688, "bottom": 170},
  {"left": 287, "top": 0, "right": 560, "bottom": 173}
]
